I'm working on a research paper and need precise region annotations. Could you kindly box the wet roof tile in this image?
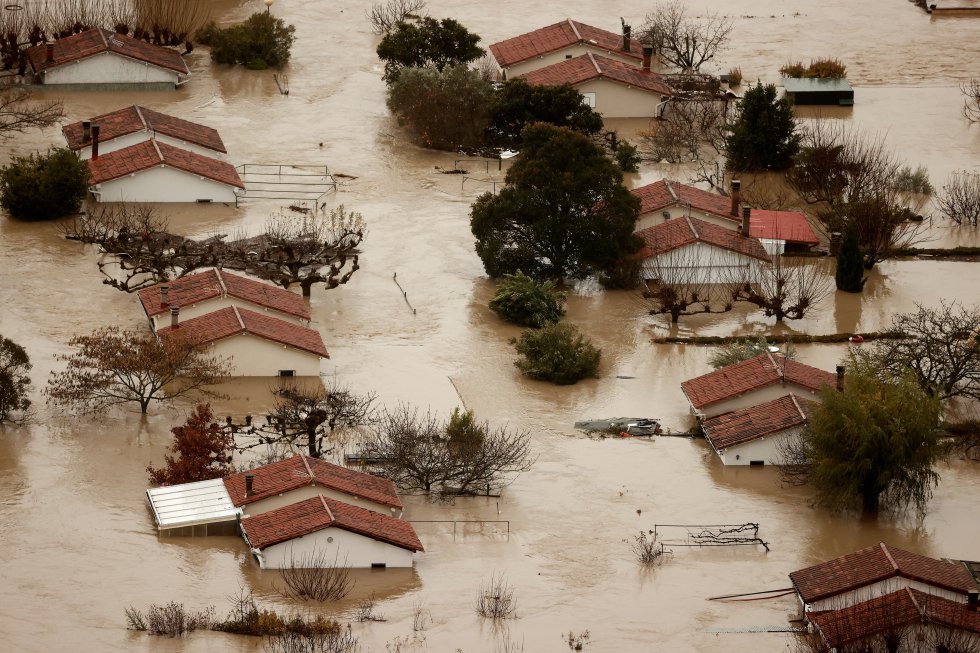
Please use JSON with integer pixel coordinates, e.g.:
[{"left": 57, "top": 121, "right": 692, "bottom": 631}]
[
  {"left": 635, "top": 215, "right": 770, "bottom": 261},
  {"left": 63, "top": 105, "right": 226, "bottom": 153},
  {"left": 87, "top": 139, "right": 244, "bottom": 189},
  {"left": 702, "top": 394, "right": 814, "bottom": 449},
  {"left": 518, "top": 53, "right": 671, "bottom": 96},
  {"left": 25, "top": 28, "right": 189, "bottom": 74},
  {"left": 749, "top": 210, "right": 819, "bottom": 245},
  {"left": 489, "top": 19, "right": 643, "bottom": 68},
  {"left": 138, "top": 270, "right": 310, "bottom": 321},
  {"left": 631, "top": 179, "right": 739, "bottom": 221}
]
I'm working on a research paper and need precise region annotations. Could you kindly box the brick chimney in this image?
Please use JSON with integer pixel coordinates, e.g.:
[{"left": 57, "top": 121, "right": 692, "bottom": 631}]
[
  {"left": 731, "top": 179, "right": 740, "bottom": 217},
  {"left": 160, "top": 284, "right": 169, "bottom": 306},
  {"left": 82, "top": 120, "right": 91, "bottom": 143},
  {"left": 45, "top": 42, "right": 54, "bottom": 63},
  {"left": 170, "top": 305, "right": 179, "bottom": 328},
  {"left": 90, "top": 124, "right": 100, "bottom": 160},
  {"left": 741, "top": 206, "right": 751, "bottom": 237},
  {"left": 642, "top": 44, "right": 653, "bottom": 72},
  {"left": 621, "top": 19, "right": 631, "bottom": 52},
  {"left": 836, "top": 365, "right": 845, "bottom": 392},
  {"left": 245, "top": 474, "right": 255, "bottom": 497}
]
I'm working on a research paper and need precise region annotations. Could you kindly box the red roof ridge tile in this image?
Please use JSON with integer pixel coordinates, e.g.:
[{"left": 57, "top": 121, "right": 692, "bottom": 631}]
[
  {"left": 684, "top": 215, "right": 698, "bottom": 239},
  {"left": 319, "top": 493, "right": 333, "bottom": 522},
  {"left": 665, "top": 178, "right": 678, "bottom": 202},
  {"left": 133, "top": 104, "right": 148, "bottom": 130},
  {"left": 215, "top": 269, "right": 229, "bottom": 295},
  {"left": 588, "top": 51, "right": 601, "bottom": 74},
  {"left": 232, "top": 305, "right": 245, "bottom": 330},
  {"left": 301, "top": 452, "right": 315, "bottom": 481},
  {"left": 150, "top": 137, "right": 163, "bottom": 162},
  {"left": 790, "top": 393, "right": 806, "bottom": 422},
  {"left": 881, "top": 542, "right": 901, "bottom": 572},
  {"left": 567, "top": 18, "right": 582, "bottom": 40},
  {"left": 98, "top": 28, "right": 109, "bottom": 48}
]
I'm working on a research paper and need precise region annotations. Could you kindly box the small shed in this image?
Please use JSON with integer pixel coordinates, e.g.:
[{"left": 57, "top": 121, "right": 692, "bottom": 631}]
[
  {"left": 782, "top": 77, "right": 854, "bottom": 106},
  {"left": 146, "top": 478, "right": 242, "bottom": 536},
  {"left": 748, "top": 208, "right": 820, "bottom": 255}
]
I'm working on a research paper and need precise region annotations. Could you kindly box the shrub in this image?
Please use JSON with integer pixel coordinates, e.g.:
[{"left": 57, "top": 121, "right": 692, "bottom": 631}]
[
  {"left": 489, "top": 271, "right": 566, "bottom": 327},
  {"left": 511, "top": 322, "right": 600, "bottom": 385},
  {"left": 0, "top": 148, "right": 89, "bottom": 220},
  {"left": 474, "top": 573, "right": 517, "bottom": 619},
  {"left": 727, "top": 66, "right": 743, "bottom": 87},
  {"left": 201, "top": 12, "right": 295, "bottom": 69},
  {"left": 893, "top": 165, "right": 934, "bottom": 196},
  {"left": 614, "top": 140, "right": 641, "bottom": 173},
  {"left": 780, "top": 58, "right": 846, "bottom": 79}
]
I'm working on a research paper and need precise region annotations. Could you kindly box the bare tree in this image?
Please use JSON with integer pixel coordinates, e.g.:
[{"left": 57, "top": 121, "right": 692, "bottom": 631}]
[
  {"left": 730, "top": 256, "right": 832, "bottom": 322},
  {"left": 639, "top": 1, "right": 733, "bottom": 72},
  {"left": 366, "top": 0, "right": 426, "bottom": 35},
  {"left": 629, "top": 531, "right": 667, "bottom": 566},
  {"left": 640, "top": 243, "right": 745, "bottom": 323},
  {"left": 46, "top": 326, "right": 230, "bottom": 414},
  {"left": 475, "top": 573, "right": 517, "bottom": 620},
  {"left": 962, "top": 78, "right": 980, "bottom": 123},
  {"left": 277, "top": 547, "right": 353, "bottom": 602},
  {"left": 264, "top": 625, "right": 359, "bottom": 653},
  {"left": 937, "top": 170, "right": 980, "bottom": 226},
  {"left": 0, "top": 88, "right": 63, "bottom": 139}
]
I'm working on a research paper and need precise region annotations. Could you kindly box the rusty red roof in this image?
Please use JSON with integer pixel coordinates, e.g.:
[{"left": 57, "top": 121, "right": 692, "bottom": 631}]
[
  {"left": 631, "top": 179, "right": 739, "bottom": 221},
  {"left": 791, "top": 543, "right": 977, "bottom": 604},
  {"left": 749, "top": 210, "right": 819, "bottom": 245},
  {"left": 681, "top": 353, "right": 837, "bottom": 410},
  {"left": 702, "top": 394, "right": 814, "bottom": 450},
  {"left": 138, "top": 270, "right": 310, "bottom": 321},
  {"left": 87, "top": 139, "right": 244, "bottom": 189},
  {"left": 158, "top": 306, "right": 329, "bottom": 358},
  {"left": 635, "top": 215, "right": 770, "bottom": 261},
  {"left": 810, "top": 588, "right": 980, "bottom": 649},
  {"left": 240, "top": 495, "right": 423, "bottom": 552},
  {"left": 26, "top": 28, "right": 189, "bottom": 75},
  {"left": 519, "top": 53, "right": 672, "bottom": 96},
  {"left": 63, "top": 105, "right": 226, "bottom": 153},
  {"left": 489, "top": 19, "right": 644, "bottom": 68},
  {"left": 224, "top": 454, "right": 401, "bottom": 510}
]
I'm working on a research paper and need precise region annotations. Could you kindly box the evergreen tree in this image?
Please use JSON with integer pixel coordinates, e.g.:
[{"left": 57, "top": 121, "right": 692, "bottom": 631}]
[
  {"left": 835, "top": 223, "right": 865, "bottom": 292},
  {"left": 376, "top": 17, "right": 483, "bottom": 83},
  {"left": 725, "top": 83, "right": 799, "bottom": 171}
]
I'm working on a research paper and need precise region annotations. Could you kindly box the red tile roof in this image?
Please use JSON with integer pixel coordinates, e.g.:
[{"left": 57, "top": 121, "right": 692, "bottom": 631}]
[
  {"left": 810, "top": 588, "right": 980, "bottom": 649},
  {"left": 631, "top": 179, "right": 739, "bottom": 221},
  {"left": 87, "top": 139, "right": 244, "bottom": 189},
  {"left": 681, "top": 353, "right": 837, "bottom": 410},
  {"left": 702, "top": 394, "right": 814, "bottom": 450},
  {"left": 635, "top": 215, "right": 770, "bottom": 261},
  {"left": 224, "top": 454, "right": 401, "bottom": 510},
  {"left": 63, "top": 105, "right": 226, "bottom": 153},
  {"left": 519, "top": 53, "right": 672, "bottom": 97},
  {"left": 489, "top": 19, "right": 644, "bottom": 68},
  {"left": 158, "top": 306, "right": 329, "bottom": 358},
  {"left": 138, "top": 270, "right": 310, "bottom": 321},
  {"left": 790, "top": 543, "right": 977, "bottom": 604},
  {"left": 26, "top": 28, "right": 189, "bottom": 75},
  {"left": 749, "top": 210, "right": 819, "bottom": 245},
  {"left": 240, "top": 494, "right": 423, "bottom": 552}
]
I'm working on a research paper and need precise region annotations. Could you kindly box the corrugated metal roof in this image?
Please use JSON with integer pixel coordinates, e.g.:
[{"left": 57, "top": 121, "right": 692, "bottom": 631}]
[{"left": 146, "top": 478, "right": 241, "bottom": 530}]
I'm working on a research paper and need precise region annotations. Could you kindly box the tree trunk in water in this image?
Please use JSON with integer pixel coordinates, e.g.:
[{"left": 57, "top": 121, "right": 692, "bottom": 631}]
[
  {"left": 307, "top": 430, "right": 318, "bottom": 458},
  {"left": 861, "top": 488, "right": 880, "bottom": 516},
  {"left": 301, "top": 279, "right": 315, "bottom": 297}
]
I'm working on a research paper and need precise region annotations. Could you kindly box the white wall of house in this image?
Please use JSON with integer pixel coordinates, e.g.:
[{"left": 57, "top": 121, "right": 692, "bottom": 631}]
[
  {"left": 691, "top": 383, "right": 823, "bottom": 419},
  {"left": 574, "top": 78, "right": 664, "bottom": 119},
  {"left": 91, "top": 165, "right": 240, "bottom": 203},
  {"left": 802, "top": 578, "right": 970, "bottom": 613},
  {"left": 712, "top": 426, "right": 803, "bottom": 466},
  {"left": 636, "top": 207, "right": 740, "bottom": 232},
  {"left": 77, "top": 132, "right": 223, "bottom": 159},
  {"left": 242, "top": 486, "right": 398, "bottom": 517},
  {"left": 150, "top": 297, "right": 308, "bottom": 332},
  {"left": 251, "top": 525, "right": 415, "bottom": 569},
  {"left": 642, "top": 242, "right": 763, "bottom": 285},
  {"left": 505, "top": 44, "right": 640, "bottom": 78},
  {"left": 207, "top": 333, "right": 322, "bottom": 377},
  {"left": 43, "top": 52, "right": 179, "bottom": 86}
]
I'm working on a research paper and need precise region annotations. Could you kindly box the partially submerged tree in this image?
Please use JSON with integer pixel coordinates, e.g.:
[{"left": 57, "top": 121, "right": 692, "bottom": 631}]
[
  {"left": 147, "top": 404, "right": 235, "bottom": 485},
  {"left": 962, "top": 78, "right": 980, "bottom": 123},
  {"left": 46, "top": 326, "right": 231, "bottom": 414},
  {"left": 834, "top": 223, "right": 865, "bottom": 293},
  {"left": 488, "top": 271, "right": 566, "bottom": 328},
  {"left": 511, "top": 322, "right": 601, "bottom": 385},
  {"left": 470, "top": 123, "right": 642, "bottom": 280},
  {"left": 0, "top": 88, "right": 64, "bottom": 140},
  {"left": 366, "top": 0, "right": 427, "bottom": 35},
  {"left": 640, "top": 1, "right": 733, "bottom": 72},
  {"left": 937, "top": 170, "right": 980, "bottom": 226},
  {"left": 376, "top": 17, "right": 483, "bottom": 83},
  {"left": 708, "top": 335, "right": 795, "bottom": 369},
  {"left": 0, "top": 147, "right": 90, "bottom": 221},
  {"left": 487, "top": 80, "right": 603, "bottom": 149},
  {"left": 725, "top": 83, "right": 799, "bottom": 172},
  {"left": 0, "top": 335, "right": 33, "bottom": 425},
  {"left": 198, "top": 12, "right": 295, "bottom": 69},
  {"left": 730, "top": 256, "right": 832, "bottom": 322}
]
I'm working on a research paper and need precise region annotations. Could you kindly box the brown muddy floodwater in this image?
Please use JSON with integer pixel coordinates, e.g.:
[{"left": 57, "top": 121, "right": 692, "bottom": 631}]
[{"left": 2, "top": 1, "right": 980, "bottom": 651}]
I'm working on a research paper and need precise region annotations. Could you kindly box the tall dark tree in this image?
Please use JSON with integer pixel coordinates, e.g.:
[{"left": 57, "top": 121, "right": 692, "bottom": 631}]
[
  {"left": 835, "top": 223, "right": 865, "bottom": 292},
  {"left": 147, "top": 404, "right": 235, "bottom": 485},
  {"left": 0, "top": 147, "right": 90, "bottom": 221},
  {"left": 487, "top": 80, "right": 603, "bottom": 148},
  {"left": 470, "top": 123, "right": 641, "bottom": 280},
  {"left": 725, "top": 83, "right": 799, "bottom": 171},
  {"left": 376, "top": 17, "right": 483, "bottom": 83},
  {"left": 0, "top": 335, "right": 32, "bottom": 425}
]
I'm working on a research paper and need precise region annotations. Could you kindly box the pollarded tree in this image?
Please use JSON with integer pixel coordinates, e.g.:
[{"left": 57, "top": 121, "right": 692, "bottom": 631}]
[
  {"left": 46, "top": 326, "right": 231, "bottom": 414},
  {"left": 729, "top": 255, "right": 832, "bottom": 322},
  {"left": 470, "top": 123, "right": 642, "bottom": 281},
  {"left": 0, "top": 335, "right": 33, "bottom": 425},
  {"left": 487, "top": 80, "right": 603, "bottom": 148},
  {"left": 725, "top": 83, "right": 799, "bottom": 172},
  {"left": 376, "top": 16, "right": 483, "bottom": 83},
  {"left": 147, "top": 404, "right": 235, "bottom": 485},
  {"left": 835, "top": 222, "right": 865, "bottom": 292}
]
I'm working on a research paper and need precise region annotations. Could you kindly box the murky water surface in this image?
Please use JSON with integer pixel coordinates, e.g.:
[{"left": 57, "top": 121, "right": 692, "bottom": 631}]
[{"left": 2, "top": 1, "right": 980, "bottom": 651}]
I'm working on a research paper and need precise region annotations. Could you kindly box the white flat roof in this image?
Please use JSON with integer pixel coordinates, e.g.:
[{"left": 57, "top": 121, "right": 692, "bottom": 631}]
[{"left": 146, "top": 478, "right": 241, "bottom": 530}]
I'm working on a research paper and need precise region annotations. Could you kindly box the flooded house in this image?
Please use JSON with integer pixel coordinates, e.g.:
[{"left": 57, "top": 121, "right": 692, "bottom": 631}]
[
  {"left": 63, "top": 106, "right": 227, "bottom": 159},
  {"left": 86, "top": 138, "right": 245, "bottom": 203},
  {"left": 239, "top": 495, "right": 424, "bottom": 569},
  {"left": 138, "top": 270, "right": 311, "bottom": 333},
  {"left": 489, "top": 18, "right": 645, "bottom": 79},
  {"left": 680, "top": 353, "right": 838, "bottom": 420},
  {"left": 782, "top": 77, "right": 854, "bottom": 106},
  {"left": 747, "top": 208, "right": 820, "bottom": 255},
  {"left": 631, "top": 179, "right": 742, "bottom": 232},
  {"left": 157, "top": 305, "right": 328, "bottom": 377},
  {"left": 23, "top": 28, "right": 190, "bottom": 89},
  {"left": 700, "top": 393, "right": 813, "bottom": 466}
]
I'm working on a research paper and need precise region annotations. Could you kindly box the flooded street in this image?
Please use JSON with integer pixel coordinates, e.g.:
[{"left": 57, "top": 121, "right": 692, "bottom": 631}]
[{"left": 2, "top": 0, "right": 980, "bottom": 651}]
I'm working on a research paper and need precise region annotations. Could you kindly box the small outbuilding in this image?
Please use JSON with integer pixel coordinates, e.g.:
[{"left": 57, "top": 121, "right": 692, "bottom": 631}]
[
  {"left": 158, "top": 306, "right": 328, "bottom": 377},
  {"left": 145, "top": 477, "right": 243, "bottom": 536},
  {"left": 240, "top": 495, "right": 424, "bottom": 569},
  {"left": 138, "top": 270, "right": 311, "bottom": 333},
  {"left": 64, "top": 105, "right": 226, "bottom": 159},
  {"left": 24, "top": 28, "right": 190, "bottom": 90},
  {"left": 87, "top": 139, "right": 244, "bottom": 203},
  {"left": 632, "top": 179, "right": 743, "bottom": 232},
  {"left": 748, "top": 208, "right": 820, "bottom": 255},
  {"left": 701, "top": 394, "right": 813, "bottom": 466},
  {"left": 783, "top": 77, "right": 854, "bottom": 106}
]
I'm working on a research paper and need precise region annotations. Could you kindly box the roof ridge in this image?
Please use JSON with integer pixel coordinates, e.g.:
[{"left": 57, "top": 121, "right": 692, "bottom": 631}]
[
  {"left": 232, "top": 305, "right": 245, "bottom": 330},
  {"left": 789, "top": 393, "right": 806, "bottom": 421},
  {"left": 587, "top": 51, "right": 601, "bottom": 74},
  {"left": 664, "top": 179, "right": 679, "bottom": 202},
  {"left": 764, "top": 351, "right": 783, "bottom": 380},
  {"left": 684, "top": 215, "right": 698, "bottom": 239},
  {"left": 133, "top": 105, "right": 149, "bottom": 131},
  {"left": 215, "top": 269, "right": 229, "bottom": 297},
  {"left": 567, "top": 18, "right": 582, "bottom": 41},
  {"left": 880, "top": 542, "right": 900, "bottom": 572},
  {"left": 98, "top": 28, "right": 109, "bottom": 48},
  {"left": 300, "top": 453, "right": 316, "bottom": 483},
  {"left": 150, "top": 138, "right": 163, "bottom": 163},
  {"left": 319, "top": 494, "right": 334, "bottom": 523}
]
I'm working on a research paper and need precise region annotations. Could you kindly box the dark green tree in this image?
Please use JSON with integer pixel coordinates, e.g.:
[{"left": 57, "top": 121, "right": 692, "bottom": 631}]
[
  {"left": 725, "top": 83, "right": 799, "bottom": 171},
  {"left": 386, "top": 65, "right": 492, "bottom": 150},
  {"left": 470, "top": 123, "right": 642, "bottom": 280},
  {"left": 511, "top": 322, "right": 601, "bottom": 385},
  {"left": 489, "top": 271, "right": 566, "bottom": 328},
  {"left": 0, "top": 335, "right": 32, "bottom": 424},
  {"left": 835, "top": 222, "right": 865, "bottom": 292},
  {"left": 376, "top": 17, "right": 483, "bottom": 83},
  {"left": 788, "top": 352, "right": 942, "bottom": 516},
  {"left": 487, "top": 80, "right": 603, "bottom": 148},
  {"left": 199, "top": 12, "right": 296, "bottom": 69},
  {"left": 0, "top": 148, "right": 89, "bottom": 221}
]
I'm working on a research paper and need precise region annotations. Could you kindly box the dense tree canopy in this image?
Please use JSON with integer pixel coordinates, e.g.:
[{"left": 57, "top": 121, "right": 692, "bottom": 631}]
[
  {"left": 487, "top": 80, "right": 603, "bottom": 148},
  {"left": 725, "top": 83, "right": 799, "bottom": 171},
  {"left": 489, "top": 271, "right": 566, "bottom": 328},
  {"left": 511, "top": 322, "right": 601, "bottom": 385},
  {"left": 0, "top": 147, "right": 90, "bottom": 221},
  {"left": 835, "top": 222, "right": 865, "bottom": 292},
  {"left": 0, "top": 335, "right": 32, "bottom": 425},
  {"left": 198, "top": 12, "right": 295, "bottom": 69},
  {"left": 376, "top": 17, "right": 483, "bottom": 83},
  {"left": 470, "top": 123, "right": 641, "bottom": 281},
  {"left": 147, "top": 404, "right": 235, "bottom": 485}
]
